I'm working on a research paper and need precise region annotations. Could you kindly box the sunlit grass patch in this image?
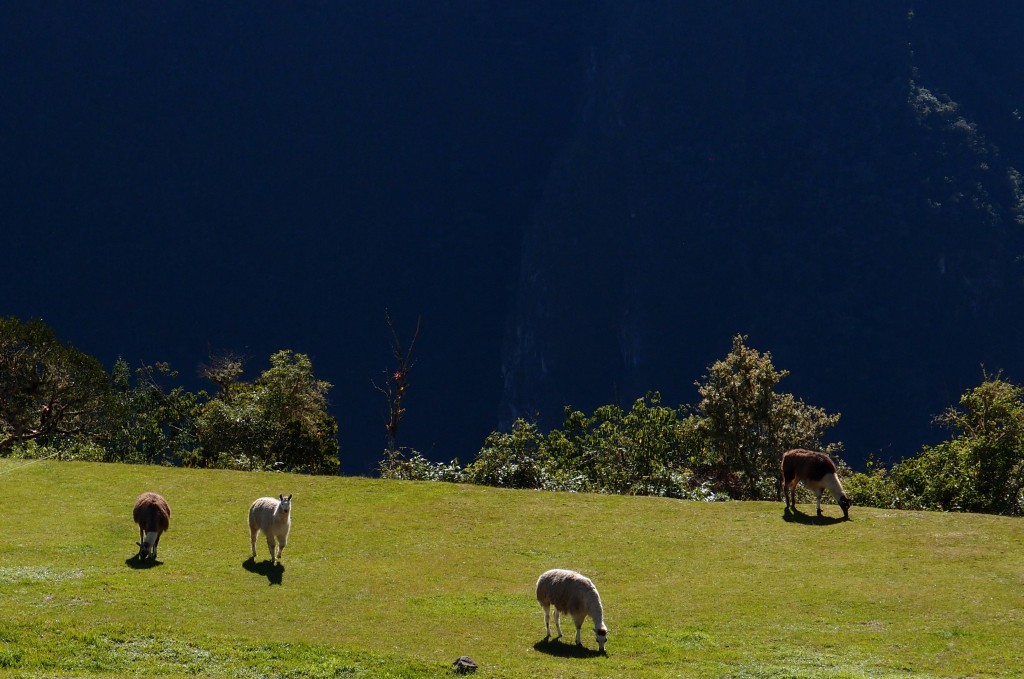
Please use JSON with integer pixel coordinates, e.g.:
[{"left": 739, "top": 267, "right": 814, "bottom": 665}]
[
  {"left": 408, "top": 592, "right": 534, "bottom": 618},
  {"left": 0, "top": 565, "right": 84, "bottom": 584},
  {"left": 0, "top": 623, "right": 439, "bottom": 678},
  {"left": 1, "top": 461, "right": 1023, "bottom": 677}
]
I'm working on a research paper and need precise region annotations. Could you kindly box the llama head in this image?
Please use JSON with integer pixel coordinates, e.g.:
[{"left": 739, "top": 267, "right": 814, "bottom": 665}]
[
  {"left": 839, "top": 494, "right": 851, "bottom": 519},
  {"left": 278, "top": 494, "right": 292, "bottom": 514},
  {"left": 595, "top": 625, "right": 608, "bottom": 652},
  {"left": 137, "top": 531, "right": 157, "bottom": 559}
]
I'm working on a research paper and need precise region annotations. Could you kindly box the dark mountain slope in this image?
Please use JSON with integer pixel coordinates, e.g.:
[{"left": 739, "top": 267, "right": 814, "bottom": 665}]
[{"left": 501, "top": 4, "right": 1024, "bottom": 463}]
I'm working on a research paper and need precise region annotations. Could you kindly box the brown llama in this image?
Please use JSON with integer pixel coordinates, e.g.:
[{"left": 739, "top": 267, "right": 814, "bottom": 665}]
[
  {"left": 781, "top": 449, "right": 851, "bottom": 519},
  {"left": 133, "top": 492, "right": 171, "bottom": 560}
]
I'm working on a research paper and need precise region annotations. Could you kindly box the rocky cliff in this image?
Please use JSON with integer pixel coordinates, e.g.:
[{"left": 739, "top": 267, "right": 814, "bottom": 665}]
[{"left": 500, "top": 3, "right": 1024, "bottom": 463}]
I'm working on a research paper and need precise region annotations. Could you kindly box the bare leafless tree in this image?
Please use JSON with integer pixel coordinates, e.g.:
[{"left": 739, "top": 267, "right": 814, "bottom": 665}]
[{"left": 374, "top": 311, "right": 421, "bottom": 455}]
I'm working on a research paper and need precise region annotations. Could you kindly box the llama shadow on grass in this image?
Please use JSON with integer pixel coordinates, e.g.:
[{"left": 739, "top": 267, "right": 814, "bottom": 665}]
[
  {"left": 783, "top": 506, "right": 848, "bottom": 526},
  {"left": 533, "top": 637, "right": 604, "bottom": 659},
  {"left": 243, "top": 557, "right": 285, "bottom": 585},
  {"left": 125, "top": 555, "right": 163, "bottom": 569}
]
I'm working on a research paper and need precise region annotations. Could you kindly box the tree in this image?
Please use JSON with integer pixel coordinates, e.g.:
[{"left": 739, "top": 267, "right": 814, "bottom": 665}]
[
  {"left": 375, "top": 312, "right": 421, "bottom": 472},
  {"left": 890, "top": 373, "right": 1024, "bottom": 514},
  {"left": 0, "top": 317, "right": 109, "bottom": 454},
  {"left": 465, "top": 393, "right": 721, "bottom": 499},
  {"left": 191, "top": 350, "right": 340, "bottom": 474},
  {"left": 542, "top": 393, "right": 694, "bottom": 496},
  {"left": 464, "top": 418, "right": 551, "bottom": 489},
  {"left": 199, "top": 351, "right": 244, "bottom": 399},
  {"left": 695, "top": 335, "right": 841, "bottom": 500},
  {"left": 257, "top": 350, "right": 340, "bottom": 474},
  {"left": 382, "top": 312, "right": 420, "bottom": 453},
  {"left": 938, "top": 373, "right": 1024, "bottom": 514},
  {"left": 99, "top": 359, "right": 201, "bottom": 465}
]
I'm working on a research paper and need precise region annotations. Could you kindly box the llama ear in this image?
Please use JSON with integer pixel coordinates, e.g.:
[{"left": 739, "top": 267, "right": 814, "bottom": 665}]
[
  {"left": 280, "top": 494, "right": 284, "bottom": 501},
  {"left": 287, "top": 494, "right": 292, "bottom": 500}
]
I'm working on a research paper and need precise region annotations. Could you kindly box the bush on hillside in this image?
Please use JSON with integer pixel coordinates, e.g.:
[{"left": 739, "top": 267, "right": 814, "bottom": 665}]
[
  {"left": 464, "top": 419, "right": 552, "bottom": 489},
  {"left": 379, "top": 447, "right": 464, "bottom": 482},
  {"left": 463, "top": 393, "right": 730, "bottom": 500},
  {"left": 842, "top": 375, "right": 1024, "bottom": 516},
  {"left": 877, "top": 373, "right": 1024, "bottom": 515},
  {"left": 543, "top": 394, "right": 706, "bottom": 497},
  {"left": 189, "top": 351, "right": 341, "bottom": 474},
  {"left": 839, "top": 456, "right": 904, "bottom": 509},
  {"left": 463, "top": 337, "right": 842, "bottom": 502},
  {"left": 934, "top": 374, "right": 1024, "bottom": 515}
]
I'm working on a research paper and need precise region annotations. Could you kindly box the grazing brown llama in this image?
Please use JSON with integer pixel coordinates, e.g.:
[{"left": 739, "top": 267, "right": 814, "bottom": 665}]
[
  {"left": 781, "top": 449, "right": 851, "bottom": 519},
  {"left": 133, "top": 492, "right": 171, "bottom": 560}
]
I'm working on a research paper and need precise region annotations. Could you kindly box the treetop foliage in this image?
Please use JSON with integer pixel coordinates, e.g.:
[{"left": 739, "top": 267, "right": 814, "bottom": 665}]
[
  {"left": 1, "top": 317, "right": 340, "bottom": 474},
  {"left": 0, "top": 316, "right": 109, "bottom": 455},
  {"left": 847, "top": 372, "right": 1024, "bottom": 516}
]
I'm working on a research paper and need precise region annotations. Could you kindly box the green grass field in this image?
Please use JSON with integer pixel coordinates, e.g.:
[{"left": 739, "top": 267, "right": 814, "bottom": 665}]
[{"left": 1, "top": 459, "right": 1022, "bottom": 678}]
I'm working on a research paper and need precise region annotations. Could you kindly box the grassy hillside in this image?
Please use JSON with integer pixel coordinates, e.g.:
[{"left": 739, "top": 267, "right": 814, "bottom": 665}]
[{"left": 1, "top": 459, "right": 1022, "bottom": 678}]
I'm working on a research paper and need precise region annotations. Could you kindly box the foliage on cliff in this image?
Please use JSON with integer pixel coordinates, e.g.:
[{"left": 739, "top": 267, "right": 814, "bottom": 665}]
[{"left": 1, "top": 317, "right": 340, "bottom": 474}]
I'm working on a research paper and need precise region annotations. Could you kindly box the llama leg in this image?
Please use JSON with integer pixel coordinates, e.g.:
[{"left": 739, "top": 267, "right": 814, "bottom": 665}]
[
  {"left": 541, "top": 603, "right": 551, "bottom": 637},
  {"left": 267, "top": 535, "right": 277, "bottom": 563},
  {"left": 277, "top": 533, "right": 287, "bottom": 560},
  {"left": 572, "top": 612, "right": 584, "bottom": 645},
  {"left": 249, "top": 526, "right": 259, "bottom": 559},
  {"left": 815, "top": 488, "right": 824, "bottom": 516},
  {"left": 153, "top": 533, "right": 160, "bottom": 560},
  {"left": 553, "top": 609, "right": 562, "bottom": 638}
]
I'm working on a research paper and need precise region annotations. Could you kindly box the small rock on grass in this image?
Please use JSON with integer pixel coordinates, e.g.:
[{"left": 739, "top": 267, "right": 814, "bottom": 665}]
[{"left": 452, "top": 655, "right": 478, "bottom": 673}]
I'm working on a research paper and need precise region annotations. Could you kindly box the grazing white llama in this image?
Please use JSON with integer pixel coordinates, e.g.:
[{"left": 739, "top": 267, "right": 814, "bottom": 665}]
[
  {"left": 248, "top": 494, "right": 292, "bottom": 564},
  {"left": 536, "top": 568, "right": 609, "bottom": 652}
]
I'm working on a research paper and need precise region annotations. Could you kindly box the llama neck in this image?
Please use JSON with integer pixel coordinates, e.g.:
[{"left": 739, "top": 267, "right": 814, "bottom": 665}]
[
  {"left": 824, "top": 473, "right": 847, "bottom": 502},
  {"left": 143, "top": 531, "right": 158, "bottom": 548},
  {"left": 589, "top": 595, "right": 605, "bottom": 630}
]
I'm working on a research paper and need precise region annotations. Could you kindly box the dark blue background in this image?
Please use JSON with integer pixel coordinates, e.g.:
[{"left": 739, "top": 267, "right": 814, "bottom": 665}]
[
  {"left": 2, "top": 4, "right": 583, "bottom": 472},
  {"left": 5, "top": 4, "right": 1024, "bottom": 474}
]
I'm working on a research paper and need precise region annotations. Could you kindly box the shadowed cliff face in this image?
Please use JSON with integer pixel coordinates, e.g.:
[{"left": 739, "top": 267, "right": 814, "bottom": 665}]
[
  {"left": 4, "top": 3, "right": 1023, "bottom": 473},
  {"left": 501, "top": 3, "right": 1024, "bottom": 464}
]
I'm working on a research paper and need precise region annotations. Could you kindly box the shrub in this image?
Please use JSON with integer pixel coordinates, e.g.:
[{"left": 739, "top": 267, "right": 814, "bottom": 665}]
[
  {"left": 190, "top": 351, "right": 340, "bottom": 475},
  {"left": 464, "top": 419, "right": 552, "bottom": 489},
  {"left": 879, "top": 374, "right": 1024, "bottom": 515},
  {"left": 888, "top": 439, "right": 983, "bottom": 512},
  {"left": 464, "top": 393, "right": 729, "bottom": 498},
  {"left": 841, "top": 457, "right": 903, "bottom": 509},
  {"left": 99, "top": 360, "right": 201, "bottom": 465},
  {"left": 379, "top": 448, "right": 464, "bottom": 482}
]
